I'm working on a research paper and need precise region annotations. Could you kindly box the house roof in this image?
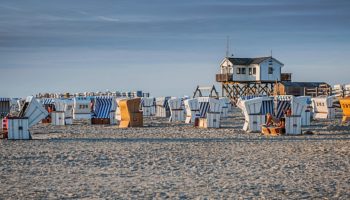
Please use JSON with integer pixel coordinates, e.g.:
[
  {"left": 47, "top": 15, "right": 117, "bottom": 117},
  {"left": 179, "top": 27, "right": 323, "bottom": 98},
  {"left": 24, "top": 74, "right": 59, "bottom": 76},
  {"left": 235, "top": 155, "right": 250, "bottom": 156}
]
[
  {"left": 226, "top": 57, "right": 284, "bottom": 66},
  {"left": 280, "top": 82, "right": 329, "bottom": 88}
]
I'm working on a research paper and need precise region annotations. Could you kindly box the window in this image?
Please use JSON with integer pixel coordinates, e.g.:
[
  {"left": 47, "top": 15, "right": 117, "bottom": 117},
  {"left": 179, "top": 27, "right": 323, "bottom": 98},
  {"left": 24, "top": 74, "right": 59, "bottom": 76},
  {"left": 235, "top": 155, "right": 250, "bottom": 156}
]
[
  {"left": 241, "top": 68, "right": 246, "bottom": 74},
  {"left": 253, "top": 67, "right": 256, "bottom": 75},
  {"left": 268, "top": 67, "right": 273, "bottom": 74},
  {"left": 249, "top": 68, "right": 252, "bottom": 75},
  {"left": 236, "top": 68, "right": 241, "bottom": 74}
]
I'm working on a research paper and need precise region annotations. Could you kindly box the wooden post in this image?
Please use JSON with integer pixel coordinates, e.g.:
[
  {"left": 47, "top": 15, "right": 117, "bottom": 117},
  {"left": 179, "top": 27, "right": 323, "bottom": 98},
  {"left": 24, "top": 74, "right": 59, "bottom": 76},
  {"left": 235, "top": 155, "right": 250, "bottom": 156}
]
[
  {"left": 222, "top": 85, "right": 224, "bottom": 97},
  {"left": 220, "top": 81, "right": 276, "bottom": 104}
]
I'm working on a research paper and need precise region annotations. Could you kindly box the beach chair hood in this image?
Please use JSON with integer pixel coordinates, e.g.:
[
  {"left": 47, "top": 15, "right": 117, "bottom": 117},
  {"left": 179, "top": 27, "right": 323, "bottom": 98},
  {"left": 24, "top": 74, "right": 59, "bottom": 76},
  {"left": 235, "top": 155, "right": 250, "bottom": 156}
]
[{"left": 20, "top": 96, "right": 49, "bottom": 127}]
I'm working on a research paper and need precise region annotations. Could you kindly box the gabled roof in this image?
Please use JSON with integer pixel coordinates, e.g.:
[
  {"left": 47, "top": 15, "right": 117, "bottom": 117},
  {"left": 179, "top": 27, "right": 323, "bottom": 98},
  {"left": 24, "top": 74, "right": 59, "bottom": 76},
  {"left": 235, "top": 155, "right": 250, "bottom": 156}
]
[{"left": 225, "top": 57, "right": 284, "bottom": 66}]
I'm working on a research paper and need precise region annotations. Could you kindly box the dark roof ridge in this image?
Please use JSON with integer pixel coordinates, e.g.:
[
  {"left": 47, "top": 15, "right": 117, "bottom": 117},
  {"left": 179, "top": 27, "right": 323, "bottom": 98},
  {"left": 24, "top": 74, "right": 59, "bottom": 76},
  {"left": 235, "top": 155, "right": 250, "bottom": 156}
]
[{"left": 227, "top": 56, "right": 283, "bottom": 65}]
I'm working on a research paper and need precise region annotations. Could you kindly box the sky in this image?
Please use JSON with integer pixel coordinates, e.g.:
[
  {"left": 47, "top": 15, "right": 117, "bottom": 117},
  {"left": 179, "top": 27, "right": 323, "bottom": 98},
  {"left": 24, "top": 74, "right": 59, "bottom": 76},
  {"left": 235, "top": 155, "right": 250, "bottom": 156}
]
[{"left": 1, "top": 0, "right": 350, "bottom": 98}]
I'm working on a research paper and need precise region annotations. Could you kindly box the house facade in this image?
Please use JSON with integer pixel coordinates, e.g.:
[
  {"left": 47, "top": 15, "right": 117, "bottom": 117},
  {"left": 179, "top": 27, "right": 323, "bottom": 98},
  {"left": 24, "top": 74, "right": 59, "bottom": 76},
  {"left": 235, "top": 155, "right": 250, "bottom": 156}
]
[{"left": 219, "top": 57, "right": 284, "bottom": 82}]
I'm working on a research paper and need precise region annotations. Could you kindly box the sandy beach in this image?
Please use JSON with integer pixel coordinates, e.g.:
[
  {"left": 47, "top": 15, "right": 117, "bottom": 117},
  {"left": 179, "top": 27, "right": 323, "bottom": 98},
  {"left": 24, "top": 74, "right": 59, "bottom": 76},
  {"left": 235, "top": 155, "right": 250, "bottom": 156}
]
[
  {"left": 2, "top": 0, "right": 350, "bottom": 198},
  {"left": 1, "top": 110, "right": 350, "bottom": 199}
]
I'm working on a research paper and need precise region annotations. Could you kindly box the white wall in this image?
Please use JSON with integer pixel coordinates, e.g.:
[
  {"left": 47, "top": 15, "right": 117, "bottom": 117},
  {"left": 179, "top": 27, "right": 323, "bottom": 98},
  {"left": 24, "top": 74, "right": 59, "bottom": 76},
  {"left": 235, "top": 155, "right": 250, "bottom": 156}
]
[
  {"left": 219, "top": 57, "right": 282, "bottom": 82},
  {"left": 259, "top": 59, "right": 282, "bottom": 81},
  {"left": 256, "top": 64, "right": 261, "bottom": 81},
  {"left": 220, "top": 59, "right": 232, "bottom": 74},
  {"left": 231, "top": 64, "right": 259, "bottom": 81}
]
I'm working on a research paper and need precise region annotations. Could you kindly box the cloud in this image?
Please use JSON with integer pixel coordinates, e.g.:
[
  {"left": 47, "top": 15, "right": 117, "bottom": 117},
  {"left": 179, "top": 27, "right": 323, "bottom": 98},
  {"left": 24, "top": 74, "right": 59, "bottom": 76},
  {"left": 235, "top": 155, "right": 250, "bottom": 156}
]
[
  {"left": 75, "top": 10, "right": 88, "bottom": 15},
  {"left": 97, "top": 16, "right": 120, "bottom": 22},
  {"left": 0, "top": 5, "right": 21, "bottom": 11}
]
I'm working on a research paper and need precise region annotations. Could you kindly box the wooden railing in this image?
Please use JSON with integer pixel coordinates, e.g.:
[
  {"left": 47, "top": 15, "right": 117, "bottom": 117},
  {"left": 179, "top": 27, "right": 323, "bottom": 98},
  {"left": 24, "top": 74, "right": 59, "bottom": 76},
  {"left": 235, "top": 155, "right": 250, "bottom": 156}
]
[
  {"left": 216, "top": 73, "right": 233, "bottom": 82},
  {"left": 304, "top": 84, "right": 332, "bottom": 97}
]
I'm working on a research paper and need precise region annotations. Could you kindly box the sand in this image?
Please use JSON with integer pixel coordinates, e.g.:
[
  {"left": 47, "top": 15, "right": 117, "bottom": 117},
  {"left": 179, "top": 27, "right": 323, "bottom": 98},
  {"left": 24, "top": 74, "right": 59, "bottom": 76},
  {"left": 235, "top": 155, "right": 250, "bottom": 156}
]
[{"left": 1, "top": 109, "right": 350, "bottom": 199}]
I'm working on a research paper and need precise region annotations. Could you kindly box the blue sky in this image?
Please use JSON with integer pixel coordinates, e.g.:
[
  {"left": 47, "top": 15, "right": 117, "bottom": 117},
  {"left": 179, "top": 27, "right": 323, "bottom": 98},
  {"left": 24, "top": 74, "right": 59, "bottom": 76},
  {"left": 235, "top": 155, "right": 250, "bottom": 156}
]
[{"left": 1, "top": 0, "right": 349, "bottom": 97}]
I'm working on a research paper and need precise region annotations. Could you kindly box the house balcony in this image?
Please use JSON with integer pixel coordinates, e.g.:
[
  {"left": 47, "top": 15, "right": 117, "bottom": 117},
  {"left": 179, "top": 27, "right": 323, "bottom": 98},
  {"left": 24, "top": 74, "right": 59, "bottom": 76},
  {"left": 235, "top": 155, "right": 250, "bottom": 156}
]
[{"left": 216, "top": 73, "right": 233, "bottom": 82}]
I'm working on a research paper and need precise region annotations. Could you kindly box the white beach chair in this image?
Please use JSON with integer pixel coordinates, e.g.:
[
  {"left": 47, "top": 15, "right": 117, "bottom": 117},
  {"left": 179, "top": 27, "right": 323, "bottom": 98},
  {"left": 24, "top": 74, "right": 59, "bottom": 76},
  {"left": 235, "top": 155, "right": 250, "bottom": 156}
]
[
  {"left": 63, "top": 99, "right": 74, "bottom": 125},
  {"left": 73, "top": 97, "right": 92, "bottom": 121},
  {"left": 295, "top": 96, "right": 312, "bottom": 126},
  {"left": 10, "top": 99, "right": 23, "bottom": 114},
  {"left": 284, "top": 96, "right": 308, "bottom": 135},
  {"left": 168, "top": 98, "right": 185, "bottom": 122},
  {"left": 237, "top": 97, "right": 267, "bottom": 132},
  {"left": 141, "top": 97, "right": 156, "bottom": 116},
  {"left": 219, "top": 97, "right": 230, "bottom": 118},
  {"left": 333, "top": 84, "right": 344, "bottom": 97},
  {"left": 155, "top": 97, "right": 171, "bottom": 117},
  {"left": 184, "top": 98, "right": 200, "bottom": 124},
  {"left": 345, "top": 84, "right": 350, "bottom": 97},
  {"left": 311, "top": 96, "right": 336, "bottom": 119},
  {"left": 52, "top": 99, "right": 66, "bottom": 126},
  {"left": 109, "top": 97, "right": 117, "bottom": 125},
  {"left": 8, "top": 96, "right": 48, "bottom": 140}
]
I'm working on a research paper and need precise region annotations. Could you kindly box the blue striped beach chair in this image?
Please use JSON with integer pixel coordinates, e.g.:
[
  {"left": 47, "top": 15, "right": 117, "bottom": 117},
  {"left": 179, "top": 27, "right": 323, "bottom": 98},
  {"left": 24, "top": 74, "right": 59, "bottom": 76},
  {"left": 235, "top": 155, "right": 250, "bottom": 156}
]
[
  {"left": 92, "top": 96, "right": 114, "bottom": 124},
  {"left": 0, "top": 98, "right": 11, "bottom": 118},
  {"left": 274, "top": 96, "right": 292, "bottom": 119},
  {"left": 276, "top": 95, "right": 307, "bottom": 135},
  {"left": 261, "top": 99, "right": 274, "bottom": 115},
  {"left": 197, "top": 97, "right": 221, "bottom": 128}
]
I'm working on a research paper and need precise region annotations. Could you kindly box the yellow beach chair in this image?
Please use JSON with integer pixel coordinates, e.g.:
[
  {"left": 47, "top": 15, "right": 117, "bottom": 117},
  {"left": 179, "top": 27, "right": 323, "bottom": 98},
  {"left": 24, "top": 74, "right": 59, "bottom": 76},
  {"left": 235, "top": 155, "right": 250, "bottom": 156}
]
[
  {"left": 119, "top": 98, "right": 143, "bottom": 128},
  {"left": 339, "top": 97, "right": 350, "bottom": 124}
]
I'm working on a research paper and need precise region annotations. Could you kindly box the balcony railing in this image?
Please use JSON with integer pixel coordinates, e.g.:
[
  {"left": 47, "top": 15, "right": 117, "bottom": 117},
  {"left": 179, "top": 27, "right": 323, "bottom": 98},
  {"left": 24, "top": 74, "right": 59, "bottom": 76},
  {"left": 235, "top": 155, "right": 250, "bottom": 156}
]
[{"left": 216, "top": 73, "right": 233, "bottom": 82}]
